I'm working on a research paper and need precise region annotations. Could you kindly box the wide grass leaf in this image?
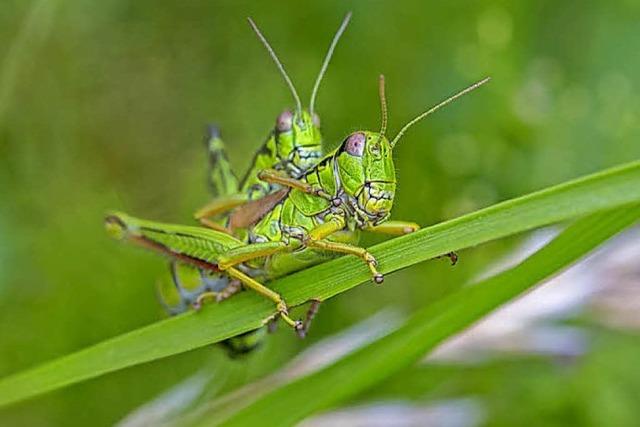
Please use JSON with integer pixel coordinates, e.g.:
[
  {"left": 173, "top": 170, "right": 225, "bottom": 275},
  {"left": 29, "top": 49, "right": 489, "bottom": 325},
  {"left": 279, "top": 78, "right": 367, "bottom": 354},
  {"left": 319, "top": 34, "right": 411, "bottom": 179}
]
[
  {"left": 0, "top": 160, "right": 638, "bottom": 408},
  {"left": 216, "top": 205, "right": 640, "bottom": 427}
]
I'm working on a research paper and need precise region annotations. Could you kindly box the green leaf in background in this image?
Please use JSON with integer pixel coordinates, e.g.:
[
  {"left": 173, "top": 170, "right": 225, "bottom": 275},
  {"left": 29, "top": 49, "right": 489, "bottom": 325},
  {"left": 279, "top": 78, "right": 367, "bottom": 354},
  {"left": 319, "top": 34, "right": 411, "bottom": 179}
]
[
  {"left": 216, "top": 205, "right": 640, "bottom": 427},
  {"left": 0, "top": 160, "right": 638, "bottom": 409}
]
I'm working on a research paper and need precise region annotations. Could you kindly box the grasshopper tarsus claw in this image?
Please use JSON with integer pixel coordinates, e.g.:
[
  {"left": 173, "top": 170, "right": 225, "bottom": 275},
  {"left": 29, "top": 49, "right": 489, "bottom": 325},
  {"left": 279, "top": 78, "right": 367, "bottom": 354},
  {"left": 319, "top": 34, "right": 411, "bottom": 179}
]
[
  {"left": 373, "top": 273, "right": 384, "bottom": 284},
  {"left": 277, "top": 303, "right": 301, "bottom": 331},
  {"left": 294, "top": 320, "right": 305, "bottom": 338},
  {"left": 447, "top": 251, "right": 458, "bottom": 265},
  {"left": 364, "top": 253, "right": 378, "bottom": 267}
]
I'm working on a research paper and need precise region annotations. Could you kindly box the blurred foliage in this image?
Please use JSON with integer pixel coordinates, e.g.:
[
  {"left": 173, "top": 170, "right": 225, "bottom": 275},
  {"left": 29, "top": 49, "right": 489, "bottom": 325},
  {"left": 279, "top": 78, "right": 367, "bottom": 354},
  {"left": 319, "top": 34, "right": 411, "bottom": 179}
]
[
  {"left": 213, "top": 207, "right": 640, "bottom": 426},
  {"left": 0, "top": 0, "right": 639, "bottom": 425},
  {"left": 362, "top": 328, "right": 640, "bottom": 427}
]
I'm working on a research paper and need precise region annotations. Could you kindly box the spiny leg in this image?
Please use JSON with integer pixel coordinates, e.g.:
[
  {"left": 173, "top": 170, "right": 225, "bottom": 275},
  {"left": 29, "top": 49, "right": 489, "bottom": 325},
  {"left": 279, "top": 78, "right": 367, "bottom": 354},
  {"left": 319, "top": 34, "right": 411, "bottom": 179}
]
[
  {"left": 192, "top": 279, "right": 242, "bottom": 310},
  {"left": 215, "top": 241, "right": 303, "bottom": 332},
  {"left": 258, "top": 169, "right": 334, "bottom": 201},
  {"left": 192, "top": 291, "right": 217, "bottom": 310},
  {"left": 226, "top": 267, "right": 302, "bottom": 331},
  {"left": 297, "top": 299, "right": 321, "bottom": 339},
  {"left": 217, "top": 241, "right": 288, "bottom": 270},
  {"left": 194, "top": 194, "right": 247, "bottom": 231},
  {"left": 305, "top": 216, "right": 383, "bottom": 283},
  {"left": 214, "top": 220, "right": 384, "bottom": 329},
  {"left": 306, "top": 238, "right": 383, "bottom": 284},
  {"left": 216, "top": 279, "right": 243, "bottom": 302},
  {"left": 366, "top": 220, "right": 420, "bottom": 235}
]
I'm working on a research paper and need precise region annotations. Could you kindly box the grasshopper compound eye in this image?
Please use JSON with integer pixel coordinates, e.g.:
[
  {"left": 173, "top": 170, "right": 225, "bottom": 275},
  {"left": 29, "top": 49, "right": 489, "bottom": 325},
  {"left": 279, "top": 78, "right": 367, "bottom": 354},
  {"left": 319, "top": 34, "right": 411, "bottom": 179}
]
[
  {"left": 312, "top": 112, "right": 321, "bottom": 128},
  {"left": 344, "top": 132, "right": 365, "bottom": 157},
  {"left": 276, "top": 110, "right": 293, "bottom": 132}
]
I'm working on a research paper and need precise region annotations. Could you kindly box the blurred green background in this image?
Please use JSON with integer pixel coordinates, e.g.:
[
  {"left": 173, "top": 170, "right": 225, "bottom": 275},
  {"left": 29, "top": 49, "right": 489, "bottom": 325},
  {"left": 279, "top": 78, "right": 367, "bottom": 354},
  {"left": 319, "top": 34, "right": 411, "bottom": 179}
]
[{"left": 1, "top": 0, "right": 639, "bottom": 425}]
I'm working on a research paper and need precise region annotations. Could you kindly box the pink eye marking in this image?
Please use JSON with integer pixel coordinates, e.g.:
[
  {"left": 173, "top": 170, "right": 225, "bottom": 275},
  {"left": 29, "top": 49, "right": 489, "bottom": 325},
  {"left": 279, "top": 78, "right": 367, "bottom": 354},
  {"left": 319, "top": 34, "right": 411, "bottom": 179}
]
[
  {"left": 345, "top": 132, "right": 366, "bottom": 157},
  {"left": 312, "top": 112, "right": 321, "bottom": 128},
  {"left": 276, "top": 110, "right": 293, "bottom": 132}
]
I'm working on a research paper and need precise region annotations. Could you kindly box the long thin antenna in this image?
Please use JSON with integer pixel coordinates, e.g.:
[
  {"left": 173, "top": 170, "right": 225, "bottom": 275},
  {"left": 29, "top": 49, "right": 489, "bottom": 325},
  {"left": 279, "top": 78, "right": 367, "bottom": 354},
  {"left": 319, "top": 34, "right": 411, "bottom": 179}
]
[
  {"left": 309, "top": 12, "right": 352, "bottom": 116},
  {"left": 391, "top": 77, "right": 491, "bottom": 147},
  {"left": 247, "top": 17, "right": 302, "bottom": 116},
  {"left": 378, "top": 74, "right": 388, "bottom": 137}
]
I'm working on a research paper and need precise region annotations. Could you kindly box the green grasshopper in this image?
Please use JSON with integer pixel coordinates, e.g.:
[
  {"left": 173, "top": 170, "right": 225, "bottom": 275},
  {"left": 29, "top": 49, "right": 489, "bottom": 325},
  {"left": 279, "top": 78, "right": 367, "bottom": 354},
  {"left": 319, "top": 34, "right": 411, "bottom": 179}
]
[
  {"left": 194, "top": 14, "right": 351, "bottom": 232},
  {"left": 106, "top": 75, "right": 490, "bottom": 337},
  {"left": 156, "top": 14, "right": 351, "bottom": 353}
]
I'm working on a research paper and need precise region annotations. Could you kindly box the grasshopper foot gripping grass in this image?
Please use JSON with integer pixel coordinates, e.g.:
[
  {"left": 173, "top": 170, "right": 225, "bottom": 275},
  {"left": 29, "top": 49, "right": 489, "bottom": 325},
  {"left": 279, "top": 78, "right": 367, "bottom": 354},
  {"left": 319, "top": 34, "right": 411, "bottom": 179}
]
[{"left": 106, "top": 75, "right": 490, "bottom": 341}]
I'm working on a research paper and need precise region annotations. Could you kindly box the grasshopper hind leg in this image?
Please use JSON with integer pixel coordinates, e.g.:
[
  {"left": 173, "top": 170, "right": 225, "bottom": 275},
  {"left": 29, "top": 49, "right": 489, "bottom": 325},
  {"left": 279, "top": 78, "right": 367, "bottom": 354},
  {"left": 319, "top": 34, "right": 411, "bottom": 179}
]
[
  {"left": 160, "top": 263, "right": 265, "bottom": 356},
  {"left": 297, "top": 299, "right": 321, "bottom": 339},
  {"left": 195, "top": 125, "right": 245, "bottom": 231},
  {"left": 225, "top": 267, "right": 303, "bottom": 333},
  {"left": 192, "top": 278, "right": 242, "bottom": 310},
  {"left": 205, "top": 124, "right": 239, "bottom": 198}
]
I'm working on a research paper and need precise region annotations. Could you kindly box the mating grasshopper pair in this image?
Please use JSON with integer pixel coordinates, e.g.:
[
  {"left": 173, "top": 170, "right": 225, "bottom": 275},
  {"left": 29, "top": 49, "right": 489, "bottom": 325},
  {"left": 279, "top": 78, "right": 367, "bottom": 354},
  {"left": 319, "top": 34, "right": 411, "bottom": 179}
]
[{"left": 105, "top": 13, "right": 489, "bottom": 354}]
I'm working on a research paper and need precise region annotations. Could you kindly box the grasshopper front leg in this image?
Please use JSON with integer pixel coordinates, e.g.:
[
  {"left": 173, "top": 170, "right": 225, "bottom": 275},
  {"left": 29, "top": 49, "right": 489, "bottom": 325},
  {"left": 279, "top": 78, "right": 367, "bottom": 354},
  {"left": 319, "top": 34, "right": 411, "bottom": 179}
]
[
  {"left": 366, "top": 220, "right": 420, "bottom": 235},
  {"left": 196, "top": 167, "right": 335, "bottom": 233},
  {"left": 304, "top": 216, "right": 384, "bottom": 283},
  {"left": 215, "top": 217, "right": 384, "bottom": 329},
  {"left": 227, "top": 267, "right": 302, "bottom": 330},
  {"left": 223, "top": 169, "right": 339, "bottom": 231},
  {"left": 258, "top": 169, "right": 334, "bottom": 201},
  {"left": 192, "top": 279, "right": 242, "bottom": 310},
  {"left": 366, "top": 220, "right": 457, "bottom": 264},
  {"left": 194, "top": 194, "right": 247, "bottom": 233}
]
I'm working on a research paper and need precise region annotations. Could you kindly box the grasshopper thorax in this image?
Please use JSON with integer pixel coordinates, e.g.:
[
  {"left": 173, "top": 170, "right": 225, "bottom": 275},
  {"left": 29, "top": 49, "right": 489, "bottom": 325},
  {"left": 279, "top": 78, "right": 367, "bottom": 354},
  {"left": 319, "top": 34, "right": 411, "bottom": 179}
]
[{"left": 336, "top": 131, "right": 396, "bottom": 227}]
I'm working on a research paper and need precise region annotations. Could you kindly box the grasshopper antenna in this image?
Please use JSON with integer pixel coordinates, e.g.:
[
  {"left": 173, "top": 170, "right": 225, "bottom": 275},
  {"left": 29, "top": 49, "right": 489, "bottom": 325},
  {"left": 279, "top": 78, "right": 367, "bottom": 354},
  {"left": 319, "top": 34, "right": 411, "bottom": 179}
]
[
  {"left": 248, "top": 17, "right": 303, "bottom": 117},
  {"left": 378, "top": 74, "right": 388, "bottom": 137},
  {"left": 391, "top": 77, "right": 491, "bottom": 147},
  {"left": 309, "top": 12, "right": 352, "bottom": 117}
]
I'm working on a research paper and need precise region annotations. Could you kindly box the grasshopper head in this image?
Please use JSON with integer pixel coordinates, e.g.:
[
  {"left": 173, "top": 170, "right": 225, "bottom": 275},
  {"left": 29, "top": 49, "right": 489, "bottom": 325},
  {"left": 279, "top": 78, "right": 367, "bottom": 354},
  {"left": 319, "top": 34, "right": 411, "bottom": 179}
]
[
  {"left": 274, "top": 109, "right": 323, "bottom": 175},
  {"left": 248, "top": 13, "right": 351, "bottom": 176},
  {"left": 335, "top": 74, "right": 491, "bottom": 227},
  {"left": 337, "top": 131, "right": 396, "bottom": 226}
]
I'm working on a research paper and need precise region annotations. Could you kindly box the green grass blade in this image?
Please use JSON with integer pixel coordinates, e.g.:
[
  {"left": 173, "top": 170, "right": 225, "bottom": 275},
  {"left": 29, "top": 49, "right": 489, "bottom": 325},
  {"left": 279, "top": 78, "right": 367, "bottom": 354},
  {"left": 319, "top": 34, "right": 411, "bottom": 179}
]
[
  {"left": 216, "top": 205, "right": 640, "bottom": 427},
  {"left": 279, "top": 160, "right": 640, "bottom": 304},
  {"left": 0, "top": 160, "right": 638, "bottom": 408}
]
